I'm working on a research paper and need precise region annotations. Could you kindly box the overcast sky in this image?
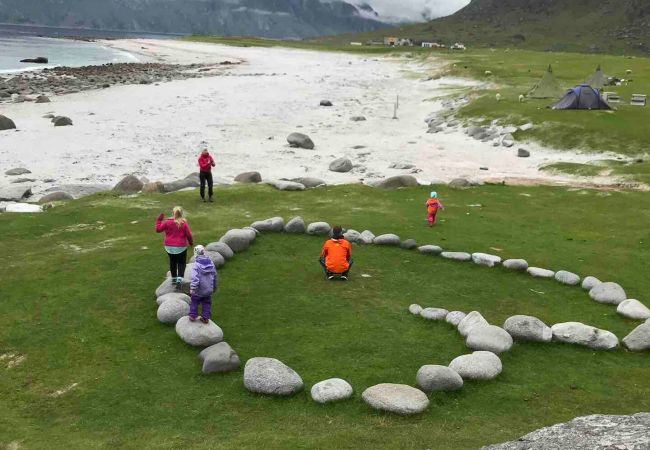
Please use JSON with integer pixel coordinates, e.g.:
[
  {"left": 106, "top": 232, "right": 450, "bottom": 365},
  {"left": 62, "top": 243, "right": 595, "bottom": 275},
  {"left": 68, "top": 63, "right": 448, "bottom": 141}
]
[{"left": 356, "top": 0, "right": 470, "bottom": 22}]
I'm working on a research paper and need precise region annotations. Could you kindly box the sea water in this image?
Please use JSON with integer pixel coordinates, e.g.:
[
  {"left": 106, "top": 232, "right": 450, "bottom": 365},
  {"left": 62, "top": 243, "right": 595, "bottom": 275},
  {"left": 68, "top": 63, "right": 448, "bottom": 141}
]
[{"left": 0, "top": 24, "right": 179, "bottom": 73}]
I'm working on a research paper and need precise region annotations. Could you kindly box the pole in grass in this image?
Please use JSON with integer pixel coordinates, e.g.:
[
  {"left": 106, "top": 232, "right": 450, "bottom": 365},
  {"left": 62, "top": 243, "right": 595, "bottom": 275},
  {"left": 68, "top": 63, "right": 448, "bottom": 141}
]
[{"left": 393, "top": 94, "right": 399, "bottom": 119}]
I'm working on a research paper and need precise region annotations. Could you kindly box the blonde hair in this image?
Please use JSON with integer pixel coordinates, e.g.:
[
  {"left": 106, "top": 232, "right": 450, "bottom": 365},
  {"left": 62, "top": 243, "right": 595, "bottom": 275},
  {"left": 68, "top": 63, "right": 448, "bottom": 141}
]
[{"left": 172, "top": 206, "right": 186, "bottom": 228}]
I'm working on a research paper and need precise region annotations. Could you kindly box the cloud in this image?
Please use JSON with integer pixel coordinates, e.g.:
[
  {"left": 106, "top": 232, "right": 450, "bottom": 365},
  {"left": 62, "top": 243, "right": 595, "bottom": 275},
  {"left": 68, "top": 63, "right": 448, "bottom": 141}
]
[{"left": 352, "top": 0, "right": 470, "bottom": 22}]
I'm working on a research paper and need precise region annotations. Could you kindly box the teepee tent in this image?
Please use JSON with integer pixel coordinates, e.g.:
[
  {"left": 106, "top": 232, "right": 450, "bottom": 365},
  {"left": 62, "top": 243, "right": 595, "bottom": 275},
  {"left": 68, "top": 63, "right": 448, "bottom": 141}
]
[
  {"left": 551, "top": 84, "right": 611, "bottom": 110},
  {"left": 528, "top": 65, "right": 564, "bottom": 99},
  {"left": 585, "top": 64, "right": 610, "bottom": 89}
]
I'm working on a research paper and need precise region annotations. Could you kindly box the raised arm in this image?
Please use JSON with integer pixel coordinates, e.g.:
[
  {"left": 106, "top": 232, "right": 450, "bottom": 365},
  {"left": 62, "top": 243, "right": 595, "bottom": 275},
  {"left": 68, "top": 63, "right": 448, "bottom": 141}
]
[{"left": 155, "top": 213, "right": 166, "bottom": 233}]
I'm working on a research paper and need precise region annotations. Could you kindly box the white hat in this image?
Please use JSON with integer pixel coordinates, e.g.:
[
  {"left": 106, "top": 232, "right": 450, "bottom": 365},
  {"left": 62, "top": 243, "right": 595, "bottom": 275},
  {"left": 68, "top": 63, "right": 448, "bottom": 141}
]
[{"left": 194, "top": 245, "right": 205, "bottom": 256}]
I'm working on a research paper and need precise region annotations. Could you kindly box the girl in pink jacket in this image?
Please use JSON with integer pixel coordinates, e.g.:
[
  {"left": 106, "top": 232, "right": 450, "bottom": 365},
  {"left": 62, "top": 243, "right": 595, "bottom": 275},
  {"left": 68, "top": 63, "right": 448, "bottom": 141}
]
[{"left": 156, "top": 206, "right": 194, "bottom": 285}]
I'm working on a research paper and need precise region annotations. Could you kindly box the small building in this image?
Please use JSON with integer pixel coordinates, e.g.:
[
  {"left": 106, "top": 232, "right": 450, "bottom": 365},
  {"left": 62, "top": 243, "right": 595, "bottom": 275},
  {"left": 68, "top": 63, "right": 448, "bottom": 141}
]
[
  {"left": 450, "top": 43, "right": 467, "bottom": 50},
  {"left": 397, "top": 38, "right": 414, "bottom": 47},
  {"left": 350, "top": 42, "right": 363, "bottom": 46},
  {"left": 384, "top": 37, "right": 398, "bottom": 46}
]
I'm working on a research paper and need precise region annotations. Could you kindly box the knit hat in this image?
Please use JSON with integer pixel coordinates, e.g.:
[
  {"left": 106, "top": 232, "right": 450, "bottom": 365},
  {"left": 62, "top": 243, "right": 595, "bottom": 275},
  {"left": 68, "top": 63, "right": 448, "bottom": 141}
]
[
  {"left": 194, "top": 245, "right": 205, "bottom": 256},
  {"left": 430, "top": 191, "right": 437, "bottom": 198}
]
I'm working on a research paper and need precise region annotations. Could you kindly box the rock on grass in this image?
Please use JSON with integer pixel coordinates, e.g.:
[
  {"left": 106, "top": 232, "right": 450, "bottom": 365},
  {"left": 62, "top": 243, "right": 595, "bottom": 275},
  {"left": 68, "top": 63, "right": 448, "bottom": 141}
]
[
  {"left": 449, "top": 351, "right": 502, "bottom": 380},
  {"left": 199, "top": 342, "right": 240, "bottom": 374},
  {"left": 416, "top": 365, "right": 463, "bottom": 392},
  {"left": 551, "top": 322, "right": 618, "bottom": 350},
  {"left": 362, "top": 383, "right": 429, "bottom": 415},
  {"left": 175, "top": 316, "right": 224, "bottom": 347},
  {"left": 310, "top": 378, "right": 353, "bottom": 403},
  {"left": 243, "top": 357, "right": 303, "bottom": 396}
]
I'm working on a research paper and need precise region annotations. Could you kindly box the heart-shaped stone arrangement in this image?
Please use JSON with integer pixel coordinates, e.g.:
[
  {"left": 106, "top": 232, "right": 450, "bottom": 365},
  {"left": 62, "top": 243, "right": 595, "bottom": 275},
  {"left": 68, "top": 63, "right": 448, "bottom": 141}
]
[{"left": 154, "top": 216, "right": 650, "bottom": 415}]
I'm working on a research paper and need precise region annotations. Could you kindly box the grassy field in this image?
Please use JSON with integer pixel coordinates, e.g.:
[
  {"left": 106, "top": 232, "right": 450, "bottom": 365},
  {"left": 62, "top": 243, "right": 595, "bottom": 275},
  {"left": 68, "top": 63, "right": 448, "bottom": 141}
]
[{"left": 1, "top": 183, "right": 649, "bottom": 449}]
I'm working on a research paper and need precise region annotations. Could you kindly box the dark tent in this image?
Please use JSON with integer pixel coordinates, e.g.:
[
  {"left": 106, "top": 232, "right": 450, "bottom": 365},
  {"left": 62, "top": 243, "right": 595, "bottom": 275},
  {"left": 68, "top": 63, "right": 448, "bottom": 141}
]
[
  {"left": 552, "top": 85, "right": 611, "bottom": 110},
  {"left": 528, "top": 65, "right": 564, "bottom": 99},
  {"left": 585, "top": 64, "right": 610, "bottom": 90}
]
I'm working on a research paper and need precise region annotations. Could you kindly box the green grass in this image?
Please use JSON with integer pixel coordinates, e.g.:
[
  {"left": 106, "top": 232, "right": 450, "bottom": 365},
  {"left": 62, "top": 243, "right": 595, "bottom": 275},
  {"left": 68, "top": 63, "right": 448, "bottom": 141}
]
[
  {"left": 441, "top": 49, "right": 650, "bottom": 157},
  {"left": 1, "top": 184, "right": 649, "bottom": 448}
]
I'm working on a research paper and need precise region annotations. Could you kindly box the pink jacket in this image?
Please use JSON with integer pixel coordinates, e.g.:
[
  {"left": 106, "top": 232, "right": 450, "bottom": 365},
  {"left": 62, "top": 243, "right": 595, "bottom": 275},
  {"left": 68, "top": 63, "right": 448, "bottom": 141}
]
[{"left": 156, "top": 214, "right": 194, "bottom": 247}]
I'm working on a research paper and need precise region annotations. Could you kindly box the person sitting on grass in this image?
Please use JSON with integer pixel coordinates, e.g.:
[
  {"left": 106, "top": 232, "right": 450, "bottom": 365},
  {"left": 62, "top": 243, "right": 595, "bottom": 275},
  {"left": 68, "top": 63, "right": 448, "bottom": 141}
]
[
  {"left": 189, "top": 245, "right": 218, "bottom": 324},
  {"left": 156, "top": 206, "right": 194, "bottom": 286},
  {"left": 319, "top": 225, "right": 353, "bottom": 281}
]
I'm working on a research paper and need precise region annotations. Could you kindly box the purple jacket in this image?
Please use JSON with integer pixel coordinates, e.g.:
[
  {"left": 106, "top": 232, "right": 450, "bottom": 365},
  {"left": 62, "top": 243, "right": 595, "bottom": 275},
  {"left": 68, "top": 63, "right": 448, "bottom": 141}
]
[{"left": 190, "top": 256, "right": 217, "bottom": 297}]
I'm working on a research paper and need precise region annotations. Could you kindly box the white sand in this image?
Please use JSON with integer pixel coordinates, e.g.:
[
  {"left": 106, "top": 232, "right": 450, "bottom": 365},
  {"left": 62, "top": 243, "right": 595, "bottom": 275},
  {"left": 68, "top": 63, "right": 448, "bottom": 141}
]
[{"left": 0, "top": 39, "right": 624, "bottom": 196}]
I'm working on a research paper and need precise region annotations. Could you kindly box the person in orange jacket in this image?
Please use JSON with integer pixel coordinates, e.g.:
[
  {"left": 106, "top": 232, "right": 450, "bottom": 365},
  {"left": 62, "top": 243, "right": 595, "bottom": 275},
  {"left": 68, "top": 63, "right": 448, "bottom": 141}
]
[
  {"left": 425, "top": 191, "right": 445, "bottom": 227},
  {"left": 319, "top": 225, "right": 353, "bottom": 281}
]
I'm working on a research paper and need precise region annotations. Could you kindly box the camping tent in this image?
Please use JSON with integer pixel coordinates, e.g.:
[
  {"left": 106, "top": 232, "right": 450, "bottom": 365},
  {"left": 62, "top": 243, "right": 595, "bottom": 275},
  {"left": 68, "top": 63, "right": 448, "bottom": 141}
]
[
  {"left": 585, "top": 64, "right": 610, "bottom": 90},
  {"left": 551, "top": 85, "right": 611, "bottom": 110},
  {"left": 528, "top": 65, "right": 563, "bottom": 99}
]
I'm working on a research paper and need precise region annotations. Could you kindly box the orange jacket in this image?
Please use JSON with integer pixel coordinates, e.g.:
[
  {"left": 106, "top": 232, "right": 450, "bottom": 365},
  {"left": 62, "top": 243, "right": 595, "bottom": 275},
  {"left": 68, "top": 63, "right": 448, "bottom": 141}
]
[
  {"left": 321, "top": 238, "right": 352, "bottom": 273},
  {"left": 426, "top": 198, "right": 442, "bottom": 214}
]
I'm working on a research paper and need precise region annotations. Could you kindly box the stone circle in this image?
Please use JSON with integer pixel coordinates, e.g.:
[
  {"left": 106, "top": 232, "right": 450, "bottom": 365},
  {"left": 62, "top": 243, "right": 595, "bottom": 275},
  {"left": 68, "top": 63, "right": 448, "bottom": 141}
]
[
  {"left": 199, "top": 342, "right": 241, "bottom": 374},
  {"left": 449, "top": 351, "right": 502, "bottom": 380},
  {"left": 416, "top": 365, "right": 463, "bottom": 392},
  {"left": 551, "top": 322, "right": 618, "bottom": 350},
  {"left": 617, "top": 299, "right": 650, "bottom": 320},
  {"left": 503, "top": 315, "right": 552, "bottom": 342},
  {"left": 589, "top": 282, "right": 627, "bottom": 305},
  {"left": 157, "top": 298, "right": 190, "bottom": 324},
  {"left": 175, "top": 316, "right": 224, "bottom": 347}
]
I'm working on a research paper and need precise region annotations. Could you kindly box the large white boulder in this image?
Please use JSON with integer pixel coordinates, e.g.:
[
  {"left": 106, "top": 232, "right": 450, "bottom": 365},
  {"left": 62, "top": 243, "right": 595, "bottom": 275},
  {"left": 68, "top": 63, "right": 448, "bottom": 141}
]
[
  {"left": 251, "top": 217, "right": 285, "bottom": 232},
  {"left": 449, "top": 351, "right": 502, "bottom": 380},
  {"left": 503, "top": 259, "right": 528, "bottom": 271},
  {"left": 310, "top": 378, "right": 353, "bottom": 403},
  {"left": 503, "top": 315, "right": 552, "bottom": 342},
  {"left": 358, "top": 230, "right": 375, "bottom": 244},
  {"left": 622, "top": 322, "right": 650, "bottom": 352},
  {"left": 420, "top": 307, "right": 449, "bottom": 321},
  {"left": 466, "top": 325, "right": 513, "bottom": 353},
  {"left": 205, "top": 242, "right": 234, "bottom": 259},
  {"left": 471, "top": 253, "right": 502, "bottom": 267},
  {"left": 458, "top": 311, "right": 489, "bottom": 337},
  {"left": 198, "top": 342, "right": 240, "bottom": 374},
  {"left": 527, "top": 267, "right": 555, "bottom": 278},
  {"left": 555, "top": 270, "right": 581, "bottom": 286},
  {"left": 589, "top": 282, "right": 627, "bottom": 305},
  {"left": 219, "top": 229, "right": 255, "bottom": 253},
  {"left": 361, "top": 383, "right": 429, "bottom": 415},
  {"left": 157, "top": 298, "right": 190, "bottom": 324},
  {"left": 416, "top": 365, "right": 463, "bottom": 392},
  {"left": 418, "top": 245, "right": 443, "bottom": 255},
  {"left": 284, "top": 216, "right": 306, "bottom": 233},
  {"left": 156, "top": 292, "right": 190, "bottom": 306},
  {"left": 551, "top": 322, "right": 618, "bottom": 350},
  {"left": 441, "top": 251, "right": 472, "bottom": 262},
  {"left": 307, "top": 222, "right": 331, "bottom": 235},
  {"left": 408, "top": 304, "right": 423, "bottom": 315},
  {"left": 617, "top": 299, "right": 650, "bottom": 320},
  {"left": 373, "top": 234, "right": 401, "bottom": 246},
  {"left": 175, "top": 316, "right": 224, "bottom": 347},
  {"left": 581, "top": 276, "right": 601, "bottom": 291},
  {"left": 243, "top": 357, "right": 303, "bottom": 396}
]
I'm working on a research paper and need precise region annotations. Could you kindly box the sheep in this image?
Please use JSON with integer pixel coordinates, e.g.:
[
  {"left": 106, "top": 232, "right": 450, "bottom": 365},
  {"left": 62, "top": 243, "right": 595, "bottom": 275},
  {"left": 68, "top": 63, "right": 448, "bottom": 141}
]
[
  {"left": 495, "top": 93, "right": 502, "bottom": 102},
  {"left": 519, "top": 94, "right": 525, "bottom": 103},
  {"left": 485, "top": 70, "right": 493, "bottom": 76}
]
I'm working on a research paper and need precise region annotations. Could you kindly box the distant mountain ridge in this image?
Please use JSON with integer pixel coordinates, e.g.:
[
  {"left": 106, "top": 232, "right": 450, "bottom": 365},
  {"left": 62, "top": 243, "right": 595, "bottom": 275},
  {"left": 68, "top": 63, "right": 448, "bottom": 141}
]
[
  {"left": 0, "top": 0, "right": 393, "bottom": 39},
  {"left": 335, "top": 0, "right": 650, "bottom": 55}
]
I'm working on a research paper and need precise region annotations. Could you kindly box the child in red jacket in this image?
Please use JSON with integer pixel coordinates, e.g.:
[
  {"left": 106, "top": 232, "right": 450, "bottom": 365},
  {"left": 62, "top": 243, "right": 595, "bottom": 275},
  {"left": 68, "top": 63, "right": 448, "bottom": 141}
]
[
  {"left": 425, "top": 191, "right": 444, "bottom": 227},
  {"left": 198, "top": 148, "right": 216, "bottom": 202}
]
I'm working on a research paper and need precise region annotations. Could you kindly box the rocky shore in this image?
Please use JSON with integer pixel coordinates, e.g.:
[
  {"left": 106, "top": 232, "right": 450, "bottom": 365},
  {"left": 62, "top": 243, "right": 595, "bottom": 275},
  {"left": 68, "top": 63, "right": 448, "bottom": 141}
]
[{"left": 0, "top": 60, "right": 241, "bottom": 103}]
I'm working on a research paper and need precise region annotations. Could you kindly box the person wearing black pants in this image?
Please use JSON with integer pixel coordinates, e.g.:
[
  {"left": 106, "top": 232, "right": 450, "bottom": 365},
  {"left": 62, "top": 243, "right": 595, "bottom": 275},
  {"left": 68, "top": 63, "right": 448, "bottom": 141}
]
[
  {"left": 197, "top": 147, "right": 216, "bottom": 202},
  {"left": 169, "top": 249, "right": 188, "bottom": 281},
  {"left": 199, "top": 171, "right": 213, "bottom": 202}
]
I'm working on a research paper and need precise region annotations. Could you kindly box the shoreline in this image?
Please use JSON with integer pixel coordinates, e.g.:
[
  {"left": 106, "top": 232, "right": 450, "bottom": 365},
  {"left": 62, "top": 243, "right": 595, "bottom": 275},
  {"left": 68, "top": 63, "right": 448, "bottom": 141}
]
[{"left": 0, "top": 38, "right": 644, "bottom": 211}]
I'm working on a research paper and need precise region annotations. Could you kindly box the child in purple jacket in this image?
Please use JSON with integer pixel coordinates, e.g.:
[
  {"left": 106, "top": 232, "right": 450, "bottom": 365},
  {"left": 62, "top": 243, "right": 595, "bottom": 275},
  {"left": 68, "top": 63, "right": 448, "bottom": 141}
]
[{"left": 189, "top": 245, "right": 218, "bottom": 324}]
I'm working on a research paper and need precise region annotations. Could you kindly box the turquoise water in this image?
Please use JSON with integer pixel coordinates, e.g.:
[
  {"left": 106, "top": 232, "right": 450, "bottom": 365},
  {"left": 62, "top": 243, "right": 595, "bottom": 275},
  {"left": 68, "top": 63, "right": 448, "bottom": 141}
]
[
  {"left": 0, "top": 35, "right": 139, "bottom": 73},
  {"left": 0, "top": 24, "right": 178, "bottom": 73}
]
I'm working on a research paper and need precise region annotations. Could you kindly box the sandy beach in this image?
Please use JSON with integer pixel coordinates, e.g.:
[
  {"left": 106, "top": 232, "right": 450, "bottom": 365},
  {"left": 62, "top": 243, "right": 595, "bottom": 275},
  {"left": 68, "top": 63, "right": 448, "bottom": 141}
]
[{"left": 0, "top": 39, "right": 626, "bottom": 199}]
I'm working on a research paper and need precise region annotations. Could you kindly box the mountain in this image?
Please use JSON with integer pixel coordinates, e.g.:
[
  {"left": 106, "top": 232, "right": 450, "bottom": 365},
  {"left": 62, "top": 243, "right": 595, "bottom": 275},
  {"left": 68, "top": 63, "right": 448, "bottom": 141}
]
[
  {"left": 0, "top": 0, "right": 392, "bottom": 39},
  {"left": 331, "top": 0, "right": 650, "bottom": 55}
]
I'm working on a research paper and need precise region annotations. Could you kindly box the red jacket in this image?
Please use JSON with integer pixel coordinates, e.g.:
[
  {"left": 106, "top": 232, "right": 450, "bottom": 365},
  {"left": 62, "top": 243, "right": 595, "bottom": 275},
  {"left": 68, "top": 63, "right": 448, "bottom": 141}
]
[
  {"left": 198, "top": 153, "right": 215, "bottom": 173},
  {"left": 156, "top": 214, "right": 194, "bottom": 247}
]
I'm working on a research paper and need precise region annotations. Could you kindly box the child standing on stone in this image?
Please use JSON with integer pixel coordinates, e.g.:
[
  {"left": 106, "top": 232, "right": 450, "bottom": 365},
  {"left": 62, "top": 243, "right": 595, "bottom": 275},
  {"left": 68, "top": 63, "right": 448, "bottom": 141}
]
[
  {"left": 189, "top": 245, "right": 218, "bottom": 324},
  {"left": 425, "top": 191, "right": 444, "bottom": 227}
]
